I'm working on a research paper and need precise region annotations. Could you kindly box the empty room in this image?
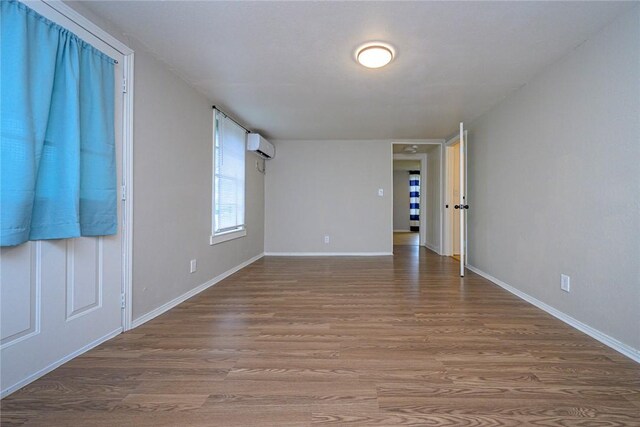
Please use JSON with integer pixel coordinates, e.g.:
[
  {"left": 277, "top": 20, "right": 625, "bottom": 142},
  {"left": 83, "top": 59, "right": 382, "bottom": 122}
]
[{"left": 1, "top": 1, "right": 639, "bottom": 425}]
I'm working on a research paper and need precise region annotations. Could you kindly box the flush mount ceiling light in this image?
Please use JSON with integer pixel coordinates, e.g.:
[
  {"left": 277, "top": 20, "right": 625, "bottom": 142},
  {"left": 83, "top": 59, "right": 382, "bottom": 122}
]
[
  {"left": 355, "top": 42, "right": 395, "bottom": 69},
  {"left": 403, "top": 145, "right": 418, "bottom": 153}
]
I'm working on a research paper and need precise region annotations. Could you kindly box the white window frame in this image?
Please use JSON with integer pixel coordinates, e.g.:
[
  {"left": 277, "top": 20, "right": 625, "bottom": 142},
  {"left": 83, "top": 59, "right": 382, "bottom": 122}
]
[{"left": 210, "top": 110, "right": 246, "bottom": 245}]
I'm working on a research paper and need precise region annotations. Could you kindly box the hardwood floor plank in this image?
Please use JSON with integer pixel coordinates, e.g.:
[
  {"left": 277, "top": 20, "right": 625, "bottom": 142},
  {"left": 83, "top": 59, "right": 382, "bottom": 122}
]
[
  {"left": 114, "top": 393, "right": 209, "bottom": 412},
  {"left": 377, "top": 399, "right": 640, "bottom": 422}
]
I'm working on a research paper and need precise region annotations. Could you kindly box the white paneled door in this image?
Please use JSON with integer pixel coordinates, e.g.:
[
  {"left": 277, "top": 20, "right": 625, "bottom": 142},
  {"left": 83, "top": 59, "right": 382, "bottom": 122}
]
[{"left": 0, "top": 2, "right": 129, "bottom": 397}]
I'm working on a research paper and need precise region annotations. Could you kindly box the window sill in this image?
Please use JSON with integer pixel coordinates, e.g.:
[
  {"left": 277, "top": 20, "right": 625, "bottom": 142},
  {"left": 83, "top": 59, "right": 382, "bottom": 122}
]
[{"left": 210, "top": 229, "right": 246, "bottom": 245}]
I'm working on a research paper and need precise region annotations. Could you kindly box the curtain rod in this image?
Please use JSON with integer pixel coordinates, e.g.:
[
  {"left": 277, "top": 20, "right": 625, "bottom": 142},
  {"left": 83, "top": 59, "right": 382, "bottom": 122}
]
[{"left": 212, "top": 106, "right": 251, "bottom": 134}]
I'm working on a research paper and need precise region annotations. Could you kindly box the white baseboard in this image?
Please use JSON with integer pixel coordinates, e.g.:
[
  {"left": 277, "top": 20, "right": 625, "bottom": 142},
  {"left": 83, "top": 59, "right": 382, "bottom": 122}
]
[
  {"left": 131, "top": 252, "right": 264, "bottom": 329},
  {"left": 466, "top": 264, "right": 640, "bottom": 364},
  {"left": 1, "top": 327, "right": 122, "bottom": 398},
  {"left": 264, "top": 252, "right": 393, "bottom": 257},
  {"left": 393, "top": 229, "right": 411, "bottom": 232}
]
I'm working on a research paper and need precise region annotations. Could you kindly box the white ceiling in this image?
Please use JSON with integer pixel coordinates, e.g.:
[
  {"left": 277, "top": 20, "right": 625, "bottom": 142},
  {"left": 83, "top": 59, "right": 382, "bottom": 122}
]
[
  {"left": 393, "top": 160, "right": 421, "bottom": 171},
  {"left": 77, "top": 1, "right": 631, "bottom": 140}
]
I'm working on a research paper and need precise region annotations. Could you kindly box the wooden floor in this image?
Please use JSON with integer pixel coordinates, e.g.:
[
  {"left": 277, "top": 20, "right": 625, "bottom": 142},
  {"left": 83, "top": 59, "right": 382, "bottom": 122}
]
[
  {"left": 2, "top": 247, "right": 639, "bottom": 426},
  {"left": 393, "top": 232, "right": 419, "bottom": 246}
]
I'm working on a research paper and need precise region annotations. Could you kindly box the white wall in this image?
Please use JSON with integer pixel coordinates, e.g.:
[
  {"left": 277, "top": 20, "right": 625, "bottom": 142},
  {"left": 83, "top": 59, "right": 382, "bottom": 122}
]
[
  {"left": 425, "top": 146, "right": 441, "bottom": 252},
  {"left": 66, "top": 2, "right": 265, "bottom": 322},
  {"left": 393, "top": 170, "right": 411, "bottom": 231},
  {"left": 265, "top": 140, "right": 392, "bottom": 254},
  {"left": 467, "top": 7, "right": 640, "bottom": 352}
]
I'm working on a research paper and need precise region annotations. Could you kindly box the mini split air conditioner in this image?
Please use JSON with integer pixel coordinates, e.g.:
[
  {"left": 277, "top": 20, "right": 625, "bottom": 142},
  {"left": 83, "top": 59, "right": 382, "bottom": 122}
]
[{"left": 247, "top": 134, "right": 275, "bottom": 160}]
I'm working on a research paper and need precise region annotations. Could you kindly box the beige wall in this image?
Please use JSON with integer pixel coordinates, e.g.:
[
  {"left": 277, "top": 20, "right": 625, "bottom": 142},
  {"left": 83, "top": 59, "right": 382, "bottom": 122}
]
[
  {"left": 265, "top": 140, "right": 392, "bottom": 254},
  {"left": 467, "top": 7, "right": 640, "bottom": 351}
]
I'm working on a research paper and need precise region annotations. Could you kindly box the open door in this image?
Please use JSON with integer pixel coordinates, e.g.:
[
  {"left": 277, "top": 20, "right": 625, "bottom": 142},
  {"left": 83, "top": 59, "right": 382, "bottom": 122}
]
[{"left": 454, "top": 123, "right": 469, "bottom": 277}]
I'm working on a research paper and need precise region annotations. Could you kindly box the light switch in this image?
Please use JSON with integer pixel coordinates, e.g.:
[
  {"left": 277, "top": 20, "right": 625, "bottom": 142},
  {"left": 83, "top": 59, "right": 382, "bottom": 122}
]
[{"left": 378, "top": 188, "right": 384, "bottom": 197}]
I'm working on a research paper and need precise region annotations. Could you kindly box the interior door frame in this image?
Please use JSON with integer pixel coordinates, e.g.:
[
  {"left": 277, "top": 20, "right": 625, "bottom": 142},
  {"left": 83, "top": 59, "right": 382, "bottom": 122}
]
[
  {"left": 33, "top": 0, "right": 135, "bottom": 331},
  {"left": 390, "top": 140, "right": 445, "bottom": 254},
  {"left": 443, "top": 130, "right": 468, "bottom": 263}
]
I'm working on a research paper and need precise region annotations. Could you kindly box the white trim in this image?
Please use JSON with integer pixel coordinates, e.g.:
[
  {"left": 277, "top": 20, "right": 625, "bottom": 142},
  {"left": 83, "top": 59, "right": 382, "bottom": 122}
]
[
  {"left": 393, "top": 229, "right": 411, "bottom": 232},
  {"left": 122, "top": 53, "right": 135, "bottom": 331},
  {"left": 0, "top": 327, "right": 122, "bottom": 398},
  {"left": 264, "top": 252, "right": 393, "bottom": 257},
  {"left": 466, "top": 264, "right": 640, "bottom": 364},
  {"left": 131, "top": 253, "right": 264, "bottom": 329},
  {"left": 210, "top": 228, "right": 247, "bottom": 245}
]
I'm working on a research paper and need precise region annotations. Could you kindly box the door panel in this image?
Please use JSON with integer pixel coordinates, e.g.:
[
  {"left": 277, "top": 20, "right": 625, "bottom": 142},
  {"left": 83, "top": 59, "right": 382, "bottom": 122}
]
[
  {"left": 65, "top": 238, "right": 103, "bottom": 320},
  {"left": 0, "top": 2, "right": 125, "bottom": 396},
  {"left": 0, "top": 244, "right": 40, "bottom": 346}
]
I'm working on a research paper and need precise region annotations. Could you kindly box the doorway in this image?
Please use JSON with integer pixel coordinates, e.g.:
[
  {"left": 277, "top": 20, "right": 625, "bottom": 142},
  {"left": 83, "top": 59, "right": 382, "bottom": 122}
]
[
  {"left": 391, "top": 141, "right": 444, "bottom": 252},
  {"left": 392, "top": 158, "right": 422, "bottom": 246},
  {"left": 443, "top": 126, "right": 468, "bottom": 274}
]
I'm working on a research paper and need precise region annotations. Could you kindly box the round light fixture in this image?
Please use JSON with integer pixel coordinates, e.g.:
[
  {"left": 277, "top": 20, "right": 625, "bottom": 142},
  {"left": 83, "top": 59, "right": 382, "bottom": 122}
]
[
  {"left": 402, "top": 145, "right": 419, "bottom": 153},
  {"left": 356, "top": 43, "right": 394, "bottom": 69}
]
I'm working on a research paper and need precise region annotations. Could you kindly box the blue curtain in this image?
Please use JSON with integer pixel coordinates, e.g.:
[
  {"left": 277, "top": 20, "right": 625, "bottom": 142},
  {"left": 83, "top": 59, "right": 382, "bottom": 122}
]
[
  {"left": 1, "top": 0, "right": 117, "bottom": 246},
  {"left": 409, "top": 171, "right": 420, "bottom": 232}
]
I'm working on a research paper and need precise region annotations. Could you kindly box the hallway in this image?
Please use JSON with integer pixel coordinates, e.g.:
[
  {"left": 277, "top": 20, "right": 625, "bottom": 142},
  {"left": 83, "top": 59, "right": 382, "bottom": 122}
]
[
  {"left": 2, "top": 248, "right": 639, "bottom": 426},
  {"left": 393, "top": 231, "right": 420, "bottom": 246}
]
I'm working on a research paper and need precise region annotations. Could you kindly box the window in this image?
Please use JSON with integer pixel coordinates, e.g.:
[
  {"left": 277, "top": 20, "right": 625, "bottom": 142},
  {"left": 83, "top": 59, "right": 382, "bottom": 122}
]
[{"left": 211, "top": 110, "right": 246, "bottom": 245}]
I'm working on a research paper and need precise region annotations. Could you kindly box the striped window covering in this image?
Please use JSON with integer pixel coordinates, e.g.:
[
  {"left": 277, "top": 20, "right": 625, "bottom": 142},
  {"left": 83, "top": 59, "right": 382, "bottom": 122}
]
[{"left": 409, "top": 171, "right": 420, "bottom": 232}]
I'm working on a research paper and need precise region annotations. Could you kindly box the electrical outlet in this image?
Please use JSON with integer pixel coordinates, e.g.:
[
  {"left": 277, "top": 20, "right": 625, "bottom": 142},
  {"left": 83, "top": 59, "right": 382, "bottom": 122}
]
[
  {"left": 190, "top": 259, "right": 197, "bottom": 273},
  {"left": 378, "top": 188, "right": 384, "bottom": 197},
  {"left": 324, "top": 235, "right": 330, "bottom": 244},
  {"left": 561, "top": 274, "right": 570, "bottom": 292}
]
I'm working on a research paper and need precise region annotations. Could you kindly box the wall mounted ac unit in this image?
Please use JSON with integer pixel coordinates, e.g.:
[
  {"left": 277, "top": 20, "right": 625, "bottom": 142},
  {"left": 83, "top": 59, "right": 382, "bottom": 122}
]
[{"left": 247, "top": 134, "right": 275, "bottom": 159}]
